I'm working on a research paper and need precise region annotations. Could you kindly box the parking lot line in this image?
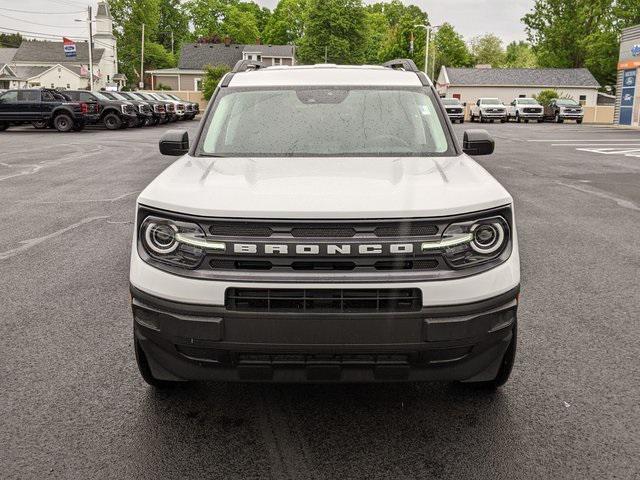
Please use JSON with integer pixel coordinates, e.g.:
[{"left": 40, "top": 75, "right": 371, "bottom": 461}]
[
  {"left": 551, "top": 143, "right": 640, "bottom": 146},
  {"left": 528, "top": 139, "right": 640, "bottom": 142}
]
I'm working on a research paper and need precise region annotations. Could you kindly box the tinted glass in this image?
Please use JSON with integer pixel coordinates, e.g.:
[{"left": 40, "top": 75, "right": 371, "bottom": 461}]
[
  {"left": 480, "top": 98, "right": 502, "bottom": 105},
  {"left": 0, "top": 90, "right": 18, "bottom": 102},
  {"left": 441, "top": 98, "right": 460, "bottom": 105},
  {"left": 17, "top": 90, "right": 39, "bottom": 101},
  {"left": 200, "top": 87, "right": 452, "bottom": 157},
  {"left": 517, "top": 99, "right": 537, "bottom": 104},
  {"left": 556, "top": 99, "right": 579, "bottom": 106}
]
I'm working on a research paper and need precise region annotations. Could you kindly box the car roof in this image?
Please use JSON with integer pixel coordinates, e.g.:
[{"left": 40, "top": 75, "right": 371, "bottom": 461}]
[{"left": 228, "top": 65, "right": 426, "bottom": 88}]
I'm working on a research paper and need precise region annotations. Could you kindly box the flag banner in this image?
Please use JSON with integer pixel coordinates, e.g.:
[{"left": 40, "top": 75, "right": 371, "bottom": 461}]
[{"left": 63, "top": 37, "right": 77, "bottom": 58}]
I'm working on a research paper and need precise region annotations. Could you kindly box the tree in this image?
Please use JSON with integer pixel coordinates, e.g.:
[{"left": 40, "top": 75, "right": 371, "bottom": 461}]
[
  {"left": 0, "top": 32, "right": 22, "bottom": 48},
  {"left": 470, "top": 33, "right": 505, "bottom": 67},
  {"left": 262, "top": 0, "right": 307, "bottom": 45},
  {"left": 109, "top": 0, "right": 175, "bottom": 87},
  {"left": 432, "top": 23, "right": 473, "bottom": 76},
  {"left": 157, "top": 0, "right": 191, "bottom": 54},
  {"left": 504, "top": 41, "right": 538, "bottom": 68},
  {"left": 522, "top": 0, "right": 619, "bottom": 86},
  {"left": 297, "top": 0, "right": 367, "bottom": 65},
  {"left": 371, "top": 1, "right": 429, "bottom": 70},
  {"left": 184, "top": 0, "right": 228, "bottom": 40},
  {"left": 221, "top": 5, "right": 261, "bottom": 44},
  {"left": 533, "top": 88, "right": 562, "bottom": 106},
  {"left": 202, "top": 64, "right": 231, "bottom": 100},
  {"left": 236, "top": 2, "right": 272, "bottom": 34},
  {"left": 362, "top": 10, "right": 388, "bottom": 63}
]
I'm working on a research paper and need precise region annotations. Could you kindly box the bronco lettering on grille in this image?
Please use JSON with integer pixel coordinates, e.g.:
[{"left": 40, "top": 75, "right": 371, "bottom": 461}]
[{"left": 230, "top": 243, "right": 415, "bottom": 256}]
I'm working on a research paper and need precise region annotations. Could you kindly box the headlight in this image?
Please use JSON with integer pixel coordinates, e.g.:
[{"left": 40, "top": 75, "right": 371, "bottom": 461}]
[
  {"left": 422, "top": 215, "right": 510, "bottom": 268},
  {"left": 139, "top": 216, "right": 224, "bottom": 268}
]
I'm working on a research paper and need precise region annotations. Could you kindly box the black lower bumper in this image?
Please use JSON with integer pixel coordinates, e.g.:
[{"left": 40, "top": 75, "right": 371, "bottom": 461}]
[{"left": 131, "top": 285, "right": 519, "bottom": 383}]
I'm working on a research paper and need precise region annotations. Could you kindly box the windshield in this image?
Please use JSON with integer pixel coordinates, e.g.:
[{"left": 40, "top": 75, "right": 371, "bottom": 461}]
[
  {"left": 199, "top": 87, "right": 452, "bottom": 157},
  {"left": 110, "top": 92, "right": 129, "bottom": 101},
  {"left": 441, "top": 98, "right": 460, "bottom": 105},
  {"left": 481, "top": 98, "right": 502, "bottom": 105},
  {"left": 518, "top": 98, "right": 537, "bottom": 104},
  {"left": 556, "top": 99, "right": 579, "bottom": 106},
  {"left": 92, "top": 92, "right": 111, "bottom": 101}
]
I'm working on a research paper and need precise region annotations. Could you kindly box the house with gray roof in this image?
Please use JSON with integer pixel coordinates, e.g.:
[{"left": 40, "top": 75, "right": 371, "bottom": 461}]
[
  {"left": 2, "top": 1, "right": 118, "bottom": 90},
  {"left": 437, "top": 66, "right": 601, "bottom": 106},
  {"left": 148, "top": 42, "right": 296, "bottom": 91}
]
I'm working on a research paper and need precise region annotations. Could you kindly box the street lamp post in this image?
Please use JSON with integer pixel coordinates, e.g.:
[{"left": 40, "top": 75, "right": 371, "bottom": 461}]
[{"left": 413, "top": 24, "right": 441, "bottom": 79}]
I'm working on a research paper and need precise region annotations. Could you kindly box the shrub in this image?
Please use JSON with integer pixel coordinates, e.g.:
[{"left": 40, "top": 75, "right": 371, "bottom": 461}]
[{"left": 202, "top": 64, "right": 232, "bottom": 100}]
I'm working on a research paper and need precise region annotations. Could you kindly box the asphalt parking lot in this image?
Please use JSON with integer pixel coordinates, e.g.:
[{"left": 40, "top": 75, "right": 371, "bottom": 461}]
[{"left": 1, "top": 121, "right": 639, "bottom": 479}]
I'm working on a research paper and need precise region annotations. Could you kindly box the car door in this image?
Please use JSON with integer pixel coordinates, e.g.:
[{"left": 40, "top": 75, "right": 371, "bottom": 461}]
[
  {"left": 17, "top": 90, "right": 41, "bottom": 120},
  {"left": 0, "top": 90, "right": 19, "bottom": 120},
  {"left": 41, "top": 90, "right": 58, "bottom": 119}
]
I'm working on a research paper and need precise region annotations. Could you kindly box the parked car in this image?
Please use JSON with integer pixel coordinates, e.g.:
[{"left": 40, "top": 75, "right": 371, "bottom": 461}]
[
  {"left": 130, "top": 59, "right": 520, "bottom": 390},
  {"left": 65, "top": 90, "right": 138, "bottom": 130},
  {"left": 470, "top": 98, "right": 507, "bottom": 123},
  {"left": 506, "top": 98, "right": 543, "bottom": 123},
  {"left": 128, "top": 92, "right": 169, "bottom": 125},
  {"left": 544, "top": 98, "right": 584, "bottom": 124},
  {"left": 101, "top": 91, "right": 154, "bottom": 127},
  {"left": 441, "top": 98, "right": 465, "bottom": 123},
  {"left": 166, "top": 93, "right": 200, "bottom": 119},
  {"left": 0, "top": 88, "right": 99, "bottom": 132},
  {"left": 146, "top": 92, "right": 184, "bottom": 121}
]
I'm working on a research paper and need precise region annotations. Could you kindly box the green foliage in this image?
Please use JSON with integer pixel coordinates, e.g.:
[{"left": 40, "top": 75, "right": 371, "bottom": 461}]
[
  {"left": 505, "top": 41, "right": 538, "bottom": 68},
  {"left": 533, "top": 89, "right": 561, "bottom": 106},
  {"left": 522, "top": 0, "right": 637, "bottom": 87},
  {"left": 222, "top": 5, "right": 261, "bottom": 43},
  {"left": 109, "top": 0, "right": 176, "bottom": 87},
  {"left": 263, "top": 0, "right": 307, "bottom": 45},
  {"left": 202, "top": 64, "right": 231, "bottom": 100},
  {"left": 470, "top": 34, "right": 505, "bottom": 67},
  {"left": 184, "top": 0, "right": 228, "bottom": 39},
  {"left": 0, "top": 32, "right": 22, "bottom": 48},
  {"left": 432, "top": 23, "right": 473, "bottom": 77},
  {"left": 367, "top": 1, "right": 429, "bottom": 70},
  {"left": 184, "top": 0, "right": 267, "bottom": 43},
  {"left": 297, "top": 0, "right": 367, "bottom": 65},
  {"left": 158, "top": 0, "right": 191, "bottom": 53},
  {"left": 156, "top": 83, "right": 173, "bottom": 90}
]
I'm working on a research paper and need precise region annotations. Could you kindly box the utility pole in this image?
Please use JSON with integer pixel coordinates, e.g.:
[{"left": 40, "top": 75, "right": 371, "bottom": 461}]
[
  {"left": 324, "top": 46, "right": 328, "bottom": 63},
  {"left": 414, "top": 24, "right": 429, "bottom": 75},
  {"left": 88, "top": 5, "right": 94, "bottom": 91},
  {"left": 171, "top": 31, "right": 174, "bottom": 55},
  {"left": 140, "top": 23, "right": 145, "bottom": 89}
]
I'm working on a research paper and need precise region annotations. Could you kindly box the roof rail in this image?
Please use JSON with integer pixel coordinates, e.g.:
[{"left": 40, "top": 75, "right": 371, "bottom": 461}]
[
  {"left": 232, "top": 59, "right": 266, "bottom": 73},
  {"left": 382, "top": 59, "right": 420, "bottom": 72}
]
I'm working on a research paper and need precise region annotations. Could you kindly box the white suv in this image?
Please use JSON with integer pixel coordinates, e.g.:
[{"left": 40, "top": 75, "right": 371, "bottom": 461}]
[{"left": 130, "top": 59, "right": 520, "bottom": 388}]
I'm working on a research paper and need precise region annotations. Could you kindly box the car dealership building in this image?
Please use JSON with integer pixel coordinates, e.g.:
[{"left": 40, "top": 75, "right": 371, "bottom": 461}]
[{"left": 616, "top": 24, "right": 640, "bottom": 126}]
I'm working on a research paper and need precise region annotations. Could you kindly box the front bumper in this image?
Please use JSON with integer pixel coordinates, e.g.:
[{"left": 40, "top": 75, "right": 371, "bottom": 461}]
[
  {"left": 132, "top": 285, "right": 518, "bottom": 383},
  {"left": 480, "top": 111, "right": 506, "bottom": 118},
  {"left": 560, "top": 112, "right": 584, "bottom": 119},
  {"left": 519, "top": 111, "right": 543, "bottom": 118}
]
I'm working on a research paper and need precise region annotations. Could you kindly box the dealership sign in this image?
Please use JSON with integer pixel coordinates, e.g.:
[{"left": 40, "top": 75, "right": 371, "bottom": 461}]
[{"left": 63, "top": 37, "right": 76, "bottom": 58}]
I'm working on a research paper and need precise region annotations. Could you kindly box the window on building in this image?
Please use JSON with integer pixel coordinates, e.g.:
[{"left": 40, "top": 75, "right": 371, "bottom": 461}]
[
  {"left": 579, "top": 95, "right": 587, "bottom": 105},
  {"left": 51, "top": 83, "right": 55, "bottom": 88},
  {"left": 519, "top": 94, "right": 526, "bottom": 98},
  {"left": 195, "top": 78, "right": 202, "bottom": 91},
  {"left": 452, "top": 93, "right": 461, "bottom": 100},
  {"left": 272, "top": 58, "right": 282, "bottom": 66}
]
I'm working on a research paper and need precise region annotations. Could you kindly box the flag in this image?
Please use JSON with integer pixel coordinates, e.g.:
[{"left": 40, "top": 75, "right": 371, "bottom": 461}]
[{"left": 63, "top": 37, "right": 77, "bottom": 58}]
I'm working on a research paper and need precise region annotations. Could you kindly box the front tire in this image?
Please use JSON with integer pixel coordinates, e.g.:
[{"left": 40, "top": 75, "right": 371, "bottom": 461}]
[
  {"left": 72, "top": 122, "right": 85, "bottom": 132},
  {"left": 555, "top": 113, "right": 564, "bottom": 124},
  {"left": 516, "top": 113, "right": 521, "bottom": 123},
  {"left": 0, "top": 122, "right": 9, "bottom": 131},
  {"left": 103, "top": 112, "right": 122, "bottom": 130},
  {"left": 54, "top": 114, "right": 73, "bottom": 132},
  {"left": 576, "top": 118, "right": 583, "bottom": 124}
]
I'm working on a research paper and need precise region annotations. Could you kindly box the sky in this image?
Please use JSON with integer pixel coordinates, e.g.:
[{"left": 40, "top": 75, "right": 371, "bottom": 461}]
[{"left": 0, "top": 0, "right": 535, "bottom": 47}]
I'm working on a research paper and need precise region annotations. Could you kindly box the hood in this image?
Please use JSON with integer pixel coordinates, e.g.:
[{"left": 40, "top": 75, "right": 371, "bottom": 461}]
[{"left": 138, "top": 154, "right": 512, "bottom": 219}]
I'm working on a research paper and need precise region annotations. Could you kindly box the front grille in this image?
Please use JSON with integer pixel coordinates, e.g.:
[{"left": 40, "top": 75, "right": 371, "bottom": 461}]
[
  {"left": 524, "top": 108, "right": 541, "bottom": 113},
  {"left": 210, "top": 258, "right": 439, "bottom": 271},
  {"left": 209, "top": 220, "right": 438, "bottom": 238},
  {"left": 225, "top": 288, "right": 422, "bottom": 313},
  {"left": 446, "top": 108, "right": 463, "bottom": 114}
]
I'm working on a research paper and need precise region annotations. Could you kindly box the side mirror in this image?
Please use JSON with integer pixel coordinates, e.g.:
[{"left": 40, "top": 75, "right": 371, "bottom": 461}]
[
  {"left": 159, "top": 130, "right": 189, "bottom": 156},
  {"left": 462, "top": 102, "right": 467, "bottom": 107},
  {"left": 463, "top": 129, "right": 494, "bottom": 156}
]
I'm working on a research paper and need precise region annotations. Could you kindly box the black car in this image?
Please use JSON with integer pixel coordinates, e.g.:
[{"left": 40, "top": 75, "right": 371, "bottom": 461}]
[
  {"left": 441, "top": 97, "right": 465, "bottom": 123},
  {"left": 101, "top": 91, "right": 153, "bottom": 127},
  {"left": 65, "top": 90, "right": 138, "bottom": 130},
  {"left": 544, "top": 98, "right": 584, "bottom": 124},
  {"left": 129, "top": 92, "right": 170, "bottom": 125},
  {"left": 116, "top": 91, "right": 165, "bottom": 126},
  {"left": 0, "top": 88, "right": 99, "bottom": 132}
]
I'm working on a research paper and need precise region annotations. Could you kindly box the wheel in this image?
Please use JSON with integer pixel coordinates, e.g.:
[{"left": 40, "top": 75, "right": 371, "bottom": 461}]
[
  {"left": 479, "top": 113, "right": 484, "bottom": 123},
  {"left": 103, "top": 112, "right": 122, "bottom": 130},
  {"left": 53, "top": 113, "right": 73, "bottom": 132},
  {"left": 0, "top": 122, "right": 8, "bottom": 131},
  {"left": 516, "top": 113, "right": 521, "bottom": 123},
  {"left": 32, "top": 120, "right": 48, "bottom": 129},
  {"left": 490, "top": 119, "right": 494, "bottom": 123},
  {"left": 135, "top": 338, "right": 181, "bottom": 389},
  {"left": 576, "top": 119, "right": 583, "bottom": 124},
  {"left": 459, "top": 118, "right": 464, "bottom": 124},
  {"left": 72, "top": 122, "right": 85, "bottom": 132},
  {"left": 524, "top": 118, "right": 529, "bottom": 123},
  {"left": 464, "top": 322, "right": 517, "bottom": 389},
  {"left": 500, "top": 118, "right": 506, "bottom": 123},
  {"left": 555, "top": 113, "right": 563, "bottom": 124}
]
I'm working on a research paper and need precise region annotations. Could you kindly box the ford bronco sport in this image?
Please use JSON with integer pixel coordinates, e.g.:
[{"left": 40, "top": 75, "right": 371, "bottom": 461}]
[{"left": 130, "top": 59, "right": 520, "bottom": 389}]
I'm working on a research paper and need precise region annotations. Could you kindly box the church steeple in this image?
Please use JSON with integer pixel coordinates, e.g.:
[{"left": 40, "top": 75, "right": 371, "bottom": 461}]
[{"left": 93, "top": 1, "right": 118, "bottom": 85}]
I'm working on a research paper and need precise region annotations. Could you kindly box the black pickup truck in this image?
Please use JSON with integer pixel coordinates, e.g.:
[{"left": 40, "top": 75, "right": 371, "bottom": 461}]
[
  {"left": 65, "top": 90, "right": 138, "bottom": 129},
  {"left": 0, "top": 88, "right": 99, "bottom": 132}
]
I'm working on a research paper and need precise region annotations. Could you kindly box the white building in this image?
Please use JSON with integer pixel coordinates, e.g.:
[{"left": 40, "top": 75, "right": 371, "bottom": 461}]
[
  {"left": 0, "top": 1, "right": 117, "bottom": 90},
  {"left": 437, "top": 66, "right": 601, "bottom": 106}
]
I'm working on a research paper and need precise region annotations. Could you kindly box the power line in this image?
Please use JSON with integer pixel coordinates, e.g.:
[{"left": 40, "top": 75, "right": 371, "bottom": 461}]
[
  {"left": 0, "top": 7, "right": 85, "bottom": 15},
  {"left": 0, "top": 12, "right": 86, "bottom": 29}
]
